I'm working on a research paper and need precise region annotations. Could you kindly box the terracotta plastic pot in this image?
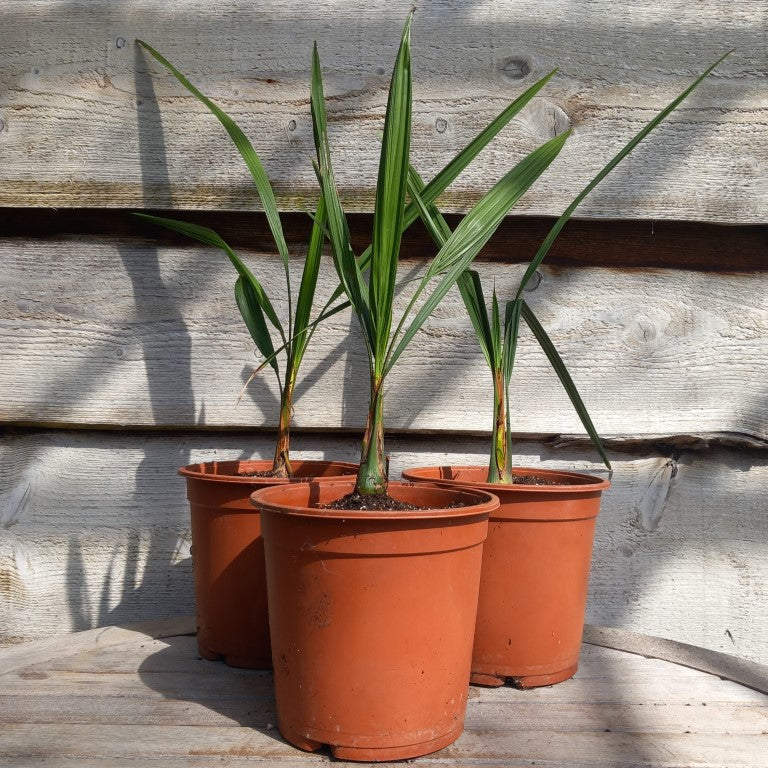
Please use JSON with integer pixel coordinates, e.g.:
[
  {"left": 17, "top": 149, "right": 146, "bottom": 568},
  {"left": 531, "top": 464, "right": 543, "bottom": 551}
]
[
  {"left": 179, "top": 459, "right": 357, "bottom": 668},
  {"left": 402, "top": 466, "right": 610, "bottom": 688},
  {"left": 252, "top": 479, "right": 498, "bottom": 761}
]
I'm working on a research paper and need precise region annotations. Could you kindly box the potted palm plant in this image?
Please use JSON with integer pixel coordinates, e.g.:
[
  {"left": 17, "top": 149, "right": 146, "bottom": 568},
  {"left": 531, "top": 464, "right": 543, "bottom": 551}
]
[
  {"left": 133, "top": 41, "right": 358, "bottom": 668},
  {"left": 250, "top": 14, "right": 574, "bottom": 761},
  {"left": 403, "top": 52, "right": 731, "bottom": 688}
]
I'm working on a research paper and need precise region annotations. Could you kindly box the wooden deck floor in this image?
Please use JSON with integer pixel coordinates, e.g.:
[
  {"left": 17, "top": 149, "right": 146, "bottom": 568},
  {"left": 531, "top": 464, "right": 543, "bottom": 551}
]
[{"left": 0, "top": 618, "right": 766, "bottom": 767}]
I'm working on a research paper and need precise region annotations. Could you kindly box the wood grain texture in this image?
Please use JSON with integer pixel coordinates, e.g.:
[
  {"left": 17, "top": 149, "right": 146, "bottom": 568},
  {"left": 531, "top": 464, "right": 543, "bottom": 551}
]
[
  {"left": 0, "top": 631, "right": 766, "bottom": 767},
  {"left": 2, "top": 237, "right": 767, "bottom": 438},
  {"left": 0, "top": 1, "right": 764, "bottom": 221},
  {"left": 1, "top": 430, "right": 766, "bottom": 664}
]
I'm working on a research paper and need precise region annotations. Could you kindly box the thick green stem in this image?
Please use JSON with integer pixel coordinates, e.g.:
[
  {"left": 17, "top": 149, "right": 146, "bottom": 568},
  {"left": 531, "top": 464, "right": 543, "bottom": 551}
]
[
  {"left": 272, "top": 372, "right": 295, "bottom": 478},
  {"left": 488, "top": 368, "right": 514, "bottom": 484},
  {"left": 356, "top": 379, "right": 387, "bottom": 495}
]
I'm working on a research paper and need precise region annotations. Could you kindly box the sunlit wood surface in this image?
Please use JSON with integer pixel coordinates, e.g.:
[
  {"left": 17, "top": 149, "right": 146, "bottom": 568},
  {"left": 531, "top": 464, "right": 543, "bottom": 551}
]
[
  {"left": 1, "top": 618, "right": 766, "bottom": 767},
  {"left": 0, "top": 1, "right": 764, "bottom": 221}
]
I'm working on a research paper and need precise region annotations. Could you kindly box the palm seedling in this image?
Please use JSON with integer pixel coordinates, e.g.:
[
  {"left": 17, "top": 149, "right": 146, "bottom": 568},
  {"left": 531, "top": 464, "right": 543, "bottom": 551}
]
[
  {"left": 311, "top": 14, "right": 573, "bottom": 498},
  {"left": 409, "top": 52, "right": 731, "bottom": 484},
  {"left": 133, "top": 40, "right": 332, "bottom": 478}
]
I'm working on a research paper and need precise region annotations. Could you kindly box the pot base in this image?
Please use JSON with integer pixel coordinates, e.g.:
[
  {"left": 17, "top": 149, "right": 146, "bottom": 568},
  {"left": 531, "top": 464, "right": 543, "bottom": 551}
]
[
  {"left": 280, "top": 722, "right": 463, "bottom": 762},
  {"left": 470, "top": 663, "right": 578, "bottom": 689}
]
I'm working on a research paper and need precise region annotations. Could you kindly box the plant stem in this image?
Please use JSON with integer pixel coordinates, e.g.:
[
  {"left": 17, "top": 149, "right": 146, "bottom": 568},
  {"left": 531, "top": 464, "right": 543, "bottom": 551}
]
[
  {"left": 356, "top": 378, "right": 387, "bottom": 495},
  {"left": 272, "top": 370, "right": 296, "bottom": 478},
  {"left": 489, "top": 367, "right": 514, "bottom": 484}
]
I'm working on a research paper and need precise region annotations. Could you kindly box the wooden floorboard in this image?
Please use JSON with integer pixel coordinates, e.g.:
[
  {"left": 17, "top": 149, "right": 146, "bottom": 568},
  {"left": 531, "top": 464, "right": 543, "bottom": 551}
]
[{"left": 0, "top": 623, "right": 766, "bottom": 767}]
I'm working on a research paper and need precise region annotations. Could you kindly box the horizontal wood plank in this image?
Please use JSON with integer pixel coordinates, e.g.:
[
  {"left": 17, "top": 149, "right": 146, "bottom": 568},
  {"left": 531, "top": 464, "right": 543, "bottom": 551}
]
[
  {"left": 584, "top": 625, "right": 768, "bottom": 695},
  {"left": 1, "top": 430, "right": 766, "bottom": 664},
  {"left": 4, "top": 720, "right": 763, "bottom": 765},
  {"left": 0, "top": 1, "right": 764, "bottom": 221},
  {"left": 1, "top": 630, "right": 766, "bottom": 767},
  {"left": 2, "top": 209, "right": 766, "bottom": 272},
  {"left": 2, "top": 238, "right": 766, "bottom": 438},
  {"left": 4, "top": 693, "right": 765, "bottom": 736}
]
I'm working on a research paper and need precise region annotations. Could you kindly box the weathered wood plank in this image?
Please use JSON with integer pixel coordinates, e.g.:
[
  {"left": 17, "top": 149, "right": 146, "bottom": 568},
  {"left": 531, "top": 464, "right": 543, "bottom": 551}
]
[
  {"left": 1, "top": 430, "right": 766, "bottom": 663},
  {"left": 2, "top": 209, "right": 766, "bottom": 273},
  {"left": 1, "top": 631, "right": 765, "bottom": 768},
  {"left": 0, "top": 721, "right": 765, "bottom": 766},
  {"left": 4, "top": 694, "right": 766, "bottom": 735},
  {"left": 2, "top": 669, "right": 764, "bottom": 708},
  {"left": 0, "top": 1, "right": 764, "bottom": 221},
  {"left": 584, "top": 625, "right": 768, "bottom": 695},
  {"left": 0, "top": 617, "right": 194, "bottom": 675},
  {"left": 30, "top": 633, "right": 710, "bottom": 678},
  {"left": 2, "top": 239, "right": 767, "bottom": 438},
  {"left": 443, "top": 730, "right": 768, "bottom": 766}
]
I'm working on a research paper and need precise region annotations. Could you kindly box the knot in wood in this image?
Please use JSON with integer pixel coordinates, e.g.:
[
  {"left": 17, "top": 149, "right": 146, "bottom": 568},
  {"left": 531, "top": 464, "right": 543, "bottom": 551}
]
[
  {"left": 523, "top": 270, "right": 542, "bottom": 291},
  {"left": 632, "top": 318, "right": 658, "bottom": 344},
  {"left": 501, "top": 57, "right": 531, "bottom": 81}
]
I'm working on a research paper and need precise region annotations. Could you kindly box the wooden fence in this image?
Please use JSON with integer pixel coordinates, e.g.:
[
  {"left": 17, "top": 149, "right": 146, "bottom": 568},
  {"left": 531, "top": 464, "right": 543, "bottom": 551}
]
[{"left": 1, "top": 0, "right": 766, "bottom": 663}]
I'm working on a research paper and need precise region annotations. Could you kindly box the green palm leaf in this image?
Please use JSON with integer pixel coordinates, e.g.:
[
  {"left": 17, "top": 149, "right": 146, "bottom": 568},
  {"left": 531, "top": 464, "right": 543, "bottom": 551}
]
[
  {"left": 291, "top": 196, "right": 327, "bottom": 369},
  {"left": 400, "top": 68, "right": 558, "bottom": 241},
  {"left": 135, "top": 41, "right": 292, "bottom": 281},
  {"left": 310, "top": 44, "right": 374, "bottom": 353},
  {"left": 385, "top": 128, "right": 570, "bottom": 376},
  {"left": 132, "top": 213, "right": 284, "bottom": 341},
  {"left": 235, "top": 276, "right": 280, "bottom": 379},
  {"left": 457, "top": 270, "right": 495, "bottom": 369},
  {"left": 521, "top": 300, "right": 611, "bottom": 469},
  {"left": 317, "top": 68, "right": 559, "bottom": 313},
  {"left": 515, "top": 51, "right": 732, "bottom": 298},
  {"left": 370, "top": 14, "right": 412, "bottom": 368}
]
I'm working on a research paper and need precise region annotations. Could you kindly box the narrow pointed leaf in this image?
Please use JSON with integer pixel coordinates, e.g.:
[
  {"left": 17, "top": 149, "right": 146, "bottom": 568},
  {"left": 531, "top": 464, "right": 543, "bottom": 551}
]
[
  {"left": 521, "top": 300, "right": 611, "bottom": 469},
  {"left": 135, "top": 40, "right": 292, "bottom": 278},
  {"left": 292, "top": 196, "right": 326, "bottom": 368},
  {"left": 385, "top": 129, "right": 570, "bottom": 376},
  {"left": 402, "top": 69, "right": 558, "bottom": 234},
  {"left": 515, "top": 51, "right": 731, "bottom": 298},
  {"left": 423, "top": 129, "right": 571, "bottom": 283},
  {"left": 310, "top": 71, "right": 561, "bottom": 331},
  {"left": 370, "top": 14, "right": 412, "bottom": 365},
  {"left": 407, "top": 166, "right": 453, "bottom": 242},
  {"left": 235, "top": 276, "right": 280, "bottom": 378},
  {"left": 457, "top": 270, "right": 495, "bottom": 369},
  {"left": 310, "top": 45, "right": 374, "bottom": 351},
  {"left": 502, "top": 298, "right": 522, "bottom": 386},
  {"left": 132, "top": 213, "right": 285, "bottom": 340}
]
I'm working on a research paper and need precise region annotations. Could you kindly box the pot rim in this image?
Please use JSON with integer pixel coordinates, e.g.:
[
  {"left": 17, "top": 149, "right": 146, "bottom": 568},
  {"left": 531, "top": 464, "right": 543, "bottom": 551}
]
[
  {"left": 402, "top": 465, "right": 610, "bottom": 493},
  {"left": 251, "top": 479, "right": 499, "bottom": 520},
  {"left": 178, "top": 458, "right": 359, "bottom": 484}
]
